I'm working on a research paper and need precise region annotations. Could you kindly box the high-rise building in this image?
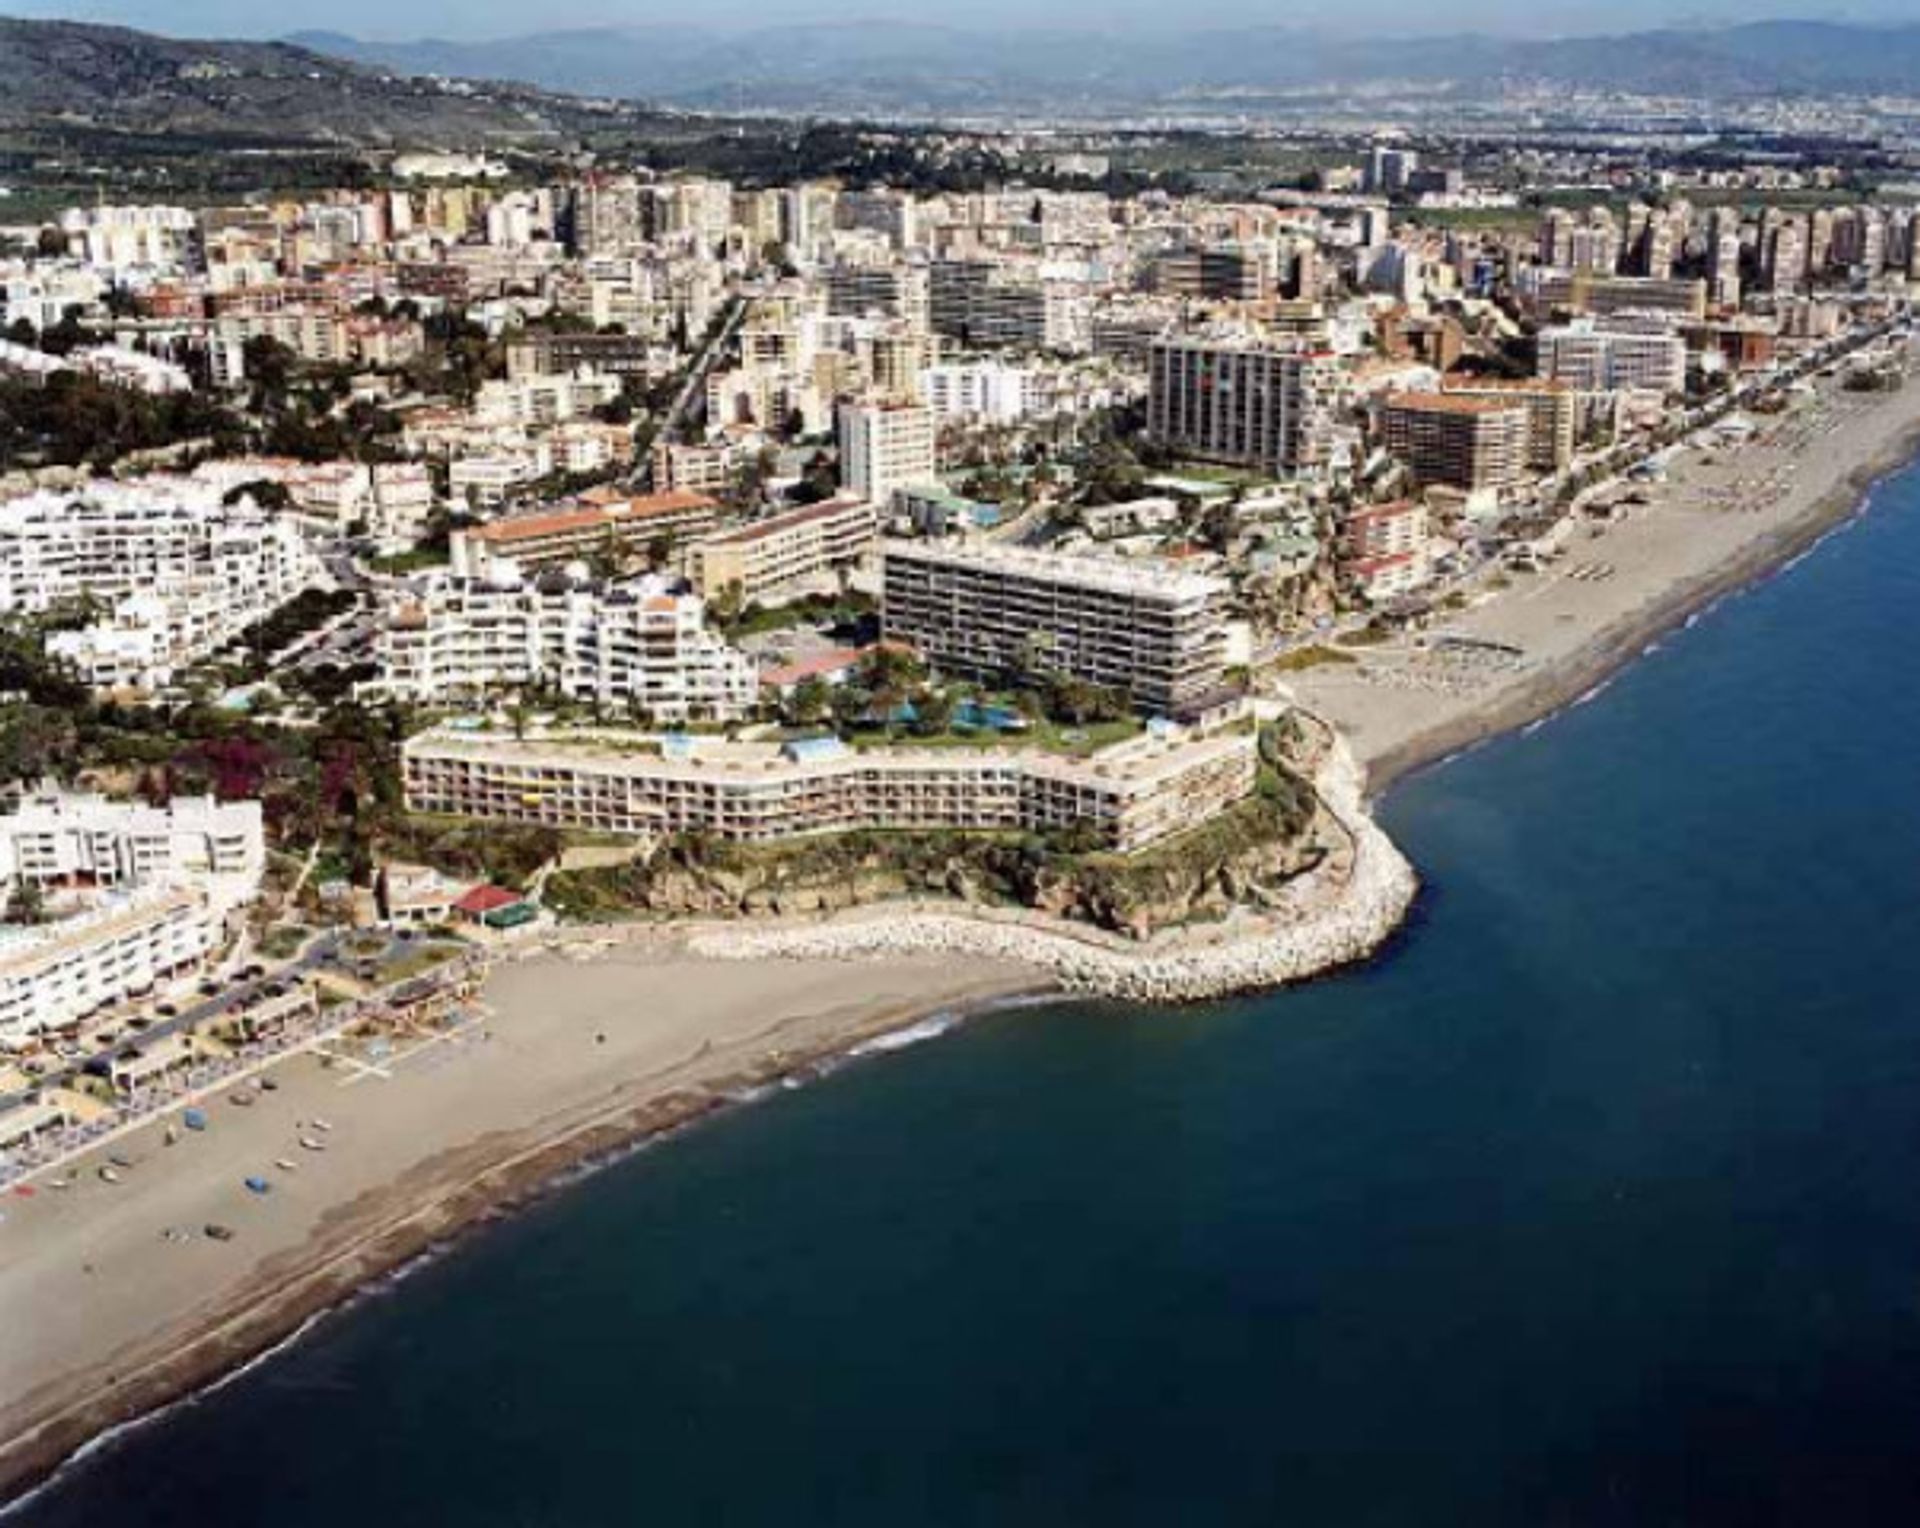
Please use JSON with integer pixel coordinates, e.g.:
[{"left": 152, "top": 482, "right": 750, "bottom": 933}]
[
  {"left": 838, "top": 401, "right": 938, "bottom": 504},
  {"left": 880, "top": 542, "right": 1229, "bottom": 714},
  {"left": 1707, "top": 208, "right": 1744, "bottom": 308},
  {"left": 1364, "top": 145, "right": 1419, "bottom": 196},
  {"left": 1379, "top": 394, "right": 1531, "bottom": 496},
  {"left": 1147, "top": 339, "right": 1345, "bottom": 478}
]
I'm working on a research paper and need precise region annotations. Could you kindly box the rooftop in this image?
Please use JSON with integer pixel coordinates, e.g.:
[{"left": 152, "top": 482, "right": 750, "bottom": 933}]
[
  {"left": 881, "top": 539, "right": 1227, "bottom": 603},
  {"left": 467, "top": 491, "right": 719, "bottom": 547}
]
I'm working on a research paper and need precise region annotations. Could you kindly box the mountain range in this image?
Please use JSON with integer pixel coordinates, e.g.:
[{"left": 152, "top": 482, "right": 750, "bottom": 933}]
[
  {"left": 3, "top": 12, "right": 1917, "bottom": 146},
  {"left": 288, "top": 19, "right": 1920, "bottom": 113}
]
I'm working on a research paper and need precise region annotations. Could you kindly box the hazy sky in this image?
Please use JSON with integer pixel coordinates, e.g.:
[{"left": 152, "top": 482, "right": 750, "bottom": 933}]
[{"left": 10, "top": 0, "right": 1910, "bottom": 41}]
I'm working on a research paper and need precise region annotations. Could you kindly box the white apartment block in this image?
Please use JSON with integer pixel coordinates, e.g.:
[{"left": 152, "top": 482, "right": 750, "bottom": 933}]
[
  {"left": 0, "top": 482, "right": 322, "bottom": 691},
  {"left": 838, "top": 401, "right": 938, "bottom": 504},
  {"left": 374, "top": 572, "right": 756, "bottom": 721},
  {"left": 403, "top": 725, "right": 1256, "bottom": 857},
  {"left": 284, "top": 462, "right": 436, "bottom": 547},
  {"left": 1537, "top": 321, "right": 1687, "bottom": 395},
  {"left": 880, "top": 541, "right": 1230, "bottom": 715},
  {"left": 451, "top": 447, "right": 554, "bottom": 510},
  {"left": 60, "top": 205, "right": 197, "bottom": 275},
  {"left": 0, "top": 789, "right": 265, "bottom": 915},
  {"left": 474, "top": 372, "right": 623, "bottom": 429},
  {"left": 0, "top": 266, "right": 105, "bottom": 332},
  {"left": 918, "top": 360, "right": 1035, "bottom": 424},
  {"left": 0, "top": 886, "right": 219, "bottom": 1049}
]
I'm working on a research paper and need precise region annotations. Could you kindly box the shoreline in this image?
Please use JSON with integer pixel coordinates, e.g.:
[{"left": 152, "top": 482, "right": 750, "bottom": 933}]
[
  {"left": 1362, "top": 406, "right": 1920, "bottom": 796},
  {"left": 6, "top": 364, "right": 1920, "bottom": 1512},
  {"left": 687, "top": 721, "right": 1420, "bottom": 1002},
  {"left": 0, "top": 957, "right": 1041, "bottom": 1508}
]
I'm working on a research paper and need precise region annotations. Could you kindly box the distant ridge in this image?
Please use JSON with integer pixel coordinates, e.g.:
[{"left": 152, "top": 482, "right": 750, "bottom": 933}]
[
  {"left": 0, "top": 15, "right": 591, "bottom": 145},
  {"left": 288, "top": 18, "right": 1920, "bottom": 111}
]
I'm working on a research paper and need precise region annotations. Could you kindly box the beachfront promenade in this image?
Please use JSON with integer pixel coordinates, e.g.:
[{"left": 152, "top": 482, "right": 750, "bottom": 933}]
[{"left": 0, "top": 953, "right": 487, "bottom": 1191}]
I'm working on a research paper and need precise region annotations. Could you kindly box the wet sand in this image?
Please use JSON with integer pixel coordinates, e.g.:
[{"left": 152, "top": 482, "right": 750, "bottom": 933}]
[{"left": 0, "top": 947, "right": 1036, "bottom": 1503}]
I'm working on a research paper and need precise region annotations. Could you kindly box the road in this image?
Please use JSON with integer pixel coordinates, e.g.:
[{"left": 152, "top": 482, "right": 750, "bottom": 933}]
[{"left": 636, "top": 294, "right": 749, "bottom": 490}]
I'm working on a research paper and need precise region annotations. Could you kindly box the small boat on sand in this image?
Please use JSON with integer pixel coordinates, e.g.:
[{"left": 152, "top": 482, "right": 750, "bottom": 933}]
[
  {"left": 204, "top": 1223, "right": 234, "bottom": 1241},
  {"left": 243, "top": 1175, "right": 271, "bottom": 1195},
  {"left": 98, "top": 1167, "right": 121, "bottom": 1184},
  {"left": 298, "top": 1136, "right": 327, "bottom": 1152},
  {"left": 274, "top": 1158, "right": 298, "bottom": 1172},
  {"left": 182, "top": 1109, "right": 208, "bottom": 1132}
]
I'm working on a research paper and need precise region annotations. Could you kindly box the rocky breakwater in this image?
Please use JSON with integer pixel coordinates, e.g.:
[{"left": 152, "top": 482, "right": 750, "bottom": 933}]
[{"left": 690, "top": 726, "right": 1418, "bottom": 1003}]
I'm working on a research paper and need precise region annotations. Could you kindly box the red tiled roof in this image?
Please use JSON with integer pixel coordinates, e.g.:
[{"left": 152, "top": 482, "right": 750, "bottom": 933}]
[
  {"left": 453, "top": 885, "right": 523, "bottom": 915},
  {"left": 471, "top": 491, "right": 718, "bottom": 546}
]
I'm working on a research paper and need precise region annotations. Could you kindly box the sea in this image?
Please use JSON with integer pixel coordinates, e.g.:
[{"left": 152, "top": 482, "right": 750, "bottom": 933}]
[{"left": 14, "top": 461, "right": 1920, "bottom": 1525}]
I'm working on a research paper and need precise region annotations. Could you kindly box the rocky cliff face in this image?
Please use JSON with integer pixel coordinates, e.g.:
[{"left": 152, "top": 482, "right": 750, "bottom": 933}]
[
  {"left": 692, "top": 726, "right": 1420, "bottom": 1003},
  {"left": 615, "top": 818, "right": 1326, "bottom": 941}
]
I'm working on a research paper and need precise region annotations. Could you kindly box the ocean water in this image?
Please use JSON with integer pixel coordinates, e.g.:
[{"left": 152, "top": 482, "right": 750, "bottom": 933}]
[{"left": 17, "top": 466, "right": 1920, "bottom": 1525}]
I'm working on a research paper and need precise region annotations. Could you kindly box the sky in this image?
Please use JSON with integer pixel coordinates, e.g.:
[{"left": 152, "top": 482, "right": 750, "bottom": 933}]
[{"left": 8, "top": 0, "right": 1910, "bottom": 41}]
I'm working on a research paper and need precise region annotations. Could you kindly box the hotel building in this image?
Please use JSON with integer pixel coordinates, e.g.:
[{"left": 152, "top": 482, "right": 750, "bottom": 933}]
[
  {"left": 1537, "top": 321, "right": 1688, "bottom": 395},
  {"left": 449, "top": 491, "right": 723, "bottom": 581},
  {"left": 1440, "top": 378, "right": 1580, "bottom": 472},
  {"left": 403, "top": 724, "right": 1256, "bottom": 857},
  {"left": 838, "top": 401, "right": 938, "bottom": 505}
]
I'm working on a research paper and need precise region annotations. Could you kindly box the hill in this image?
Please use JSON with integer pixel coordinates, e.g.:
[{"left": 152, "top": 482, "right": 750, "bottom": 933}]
[
  {"left": 293, "top": 18, "right": 1920, "bottom": 114},
  {"left": 0, "top": 16, "right": 582, "bottom": 145}
]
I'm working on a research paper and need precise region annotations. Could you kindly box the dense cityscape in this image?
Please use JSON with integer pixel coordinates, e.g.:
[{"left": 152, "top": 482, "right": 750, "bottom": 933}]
[{"left": 4, "top": 9, "right": 1920, "bottom": 1514}]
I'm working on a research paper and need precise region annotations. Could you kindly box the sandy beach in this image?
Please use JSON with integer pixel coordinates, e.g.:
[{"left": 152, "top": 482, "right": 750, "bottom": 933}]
[
  {"left": 6, "top": 343, "right": 1920, "bottom": 1509},
  {"left": 1288, "top": 350, "right": 1920, "bottom": 789},
  {"left": 0, "top": 947, "right": 1035, "bottom": 1503}
]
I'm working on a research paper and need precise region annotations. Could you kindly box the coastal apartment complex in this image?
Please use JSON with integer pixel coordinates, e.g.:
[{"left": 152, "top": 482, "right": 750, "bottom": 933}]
[
  {"left": 1379, "top": 393, "right": 1531, "bottom": 496},
  {"left": 0, "top": 886, "right": 218, "bottom": 1048},
  {"left": 0, "top": 482, "right": 322, "bottom": 691},
  {"left": 690, "top": 497, "right": 877, "bottom": 605},
  {"left": 449, "top": 491, "right": 723, "bottom": 580},
  {"left": 403, "top": 724, "right": 1256, "bottom": 856},
  {"left": 373, "top": 572, "right": 756, "bottom": 720},
  {"left": 0, "top": 790, "right": 265, "bottom": 915},
  {"left": 880, "top": 541, "right": 1229, "bottom": 715},
  {"left": 1146, "top": 339, "right": 1346, "bottom": 478}
]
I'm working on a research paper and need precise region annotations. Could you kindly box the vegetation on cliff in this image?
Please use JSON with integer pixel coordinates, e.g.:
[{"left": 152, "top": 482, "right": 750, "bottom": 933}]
[{"left": 544, "top": 722, "right": 1324, "bottom": 938}]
